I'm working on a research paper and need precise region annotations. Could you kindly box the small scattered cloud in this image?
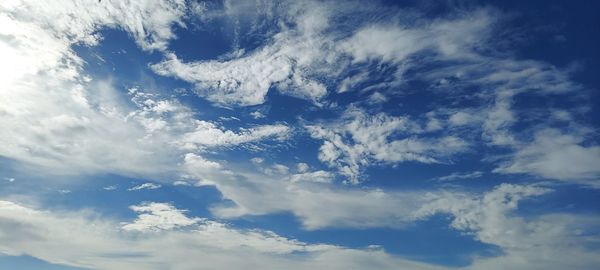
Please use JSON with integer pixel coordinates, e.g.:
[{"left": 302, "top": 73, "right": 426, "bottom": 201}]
[
  {"left": 122, "top": 202, "right": 200, "bottom": 232},
  {"left": 103, "top": 185, "right": 117, "bottom": 191},
  {"left": 3, "top": 177, "right": 15, "bottom": 183},
  {"left": 173, "top": 180, "right": 191, "bottom": 186},
  {"left": 250, "top": 111, "right": 266, "bottom": 119},
  {"left": 128, "top": 183, "right": 162, "bottom": 191},
  {"left": 434, "top": 171, "right": 484, "bottom": 181}
]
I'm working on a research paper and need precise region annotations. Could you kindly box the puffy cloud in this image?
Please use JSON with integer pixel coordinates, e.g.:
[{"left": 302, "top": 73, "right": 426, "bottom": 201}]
[
  {"left": 0, "top": 0, "right": 185, "bottom": 176},
  {"left": 421, "top": 184, "right": 600, "bottom": 270},
  {"left": 434, "top": 171, "right": 484, "bottom": 182},
  {"left": 3, "top": 184, "right": 599, "bottom": 270},
  {"left": 183, "top": 155, "right": 435, "bottom": 229},
  {"left": 179, "top": 121, "right": 290, "bottom": 151},
  {"left": 306, "top": 107, "right": 468, "bottom": 183},
  {"left": 150, "top": 3, "right": 498, "bottom": 107},
  {"left": 494, "top": 128, "right": 600, "bottom": 185},
  {"left": 122, "top": 202, "right": 200, "bottom": 232},
  {"left": 296, "top": 162, "right": 310, "bottom": 173},
  {"left": 0, "top": 1, "right": 290, "bottom": 177},
  {"left": 0, "top": 0, "right": 186, "bottom": 51}
]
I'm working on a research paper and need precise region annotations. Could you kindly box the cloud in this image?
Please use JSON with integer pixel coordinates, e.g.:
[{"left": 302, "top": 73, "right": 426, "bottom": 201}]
[
  {"left": 306, "top": 107, "right": 469, "bottom": 183},
  {"left": 434, "top": 171, "right": 484, "bottom": 181},
  {"left": 154, "top": 0, "right": 599, "bottom": 187},
  {"left": 494, "top": 128, "right": 600, "bottom": 185},
  {"left": 179, "top": 121, "right": 290, "bottom": 151},
  {"left": 1, "top": 0, "right": 186, "bottom": 51},
  {"left": 0, "top": 0, "right": 186, "bottom": 176},
  {"left": 150, "top": 3, "right": 497, "bottom": 107},
  {"left": 0, "top": 199, "right": 447, "bottom": 270},
  {"left": 3, "top": 177, "right": 15, "bottom": 183},
  {"left": 127, "top": 183, "right": 162, "bottom": 191},
  {"left": 0, "top": 2, "right": 290, "bottom": 178},
  {"left": 122, "top": 202, "right": 200, "bottom": 232},
  {"left": 3, "top": 183, "right": 600, "bottom": 270},
  {"left": 102, "top": 185, "right": 117, "bottom": 191},
  {"left": 296, "top": 162, "right": 310, "bottom": 173},
  {"left": 421, "top": 184, "right": 600, "bottom": 270},
  {"left": 250, "top": 111, "right": 266, "bottom": 119}
]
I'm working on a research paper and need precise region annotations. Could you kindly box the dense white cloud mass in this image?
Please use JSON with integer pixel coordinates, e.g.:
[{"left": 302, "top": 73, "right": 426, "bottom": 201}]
[
  {"left": 122, "top": 202, "right": 200, "bottom": 232},
  {"left": 1, "top": 0, "right": 186, "bottom": 51},
  {"left": 0, "top": 0, "right": 289, "bottom": 177},
  {"left": 0, "top": 0, "right": 187, "bottom": 176}
]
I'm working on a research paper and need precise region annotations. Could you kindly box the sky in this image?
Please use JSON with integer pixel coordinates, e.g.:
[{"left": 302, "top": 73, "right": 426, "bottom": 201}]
[{"left": 1, "top": 0, "right": 600, "bottom": 269}]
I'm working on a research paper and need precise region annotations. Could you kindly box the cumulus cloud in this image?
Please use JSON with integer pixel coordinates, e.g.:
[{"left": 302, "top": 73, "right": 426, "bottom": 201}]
[
  {"left": 122, "top": 202, "right": 200, "bottom": 232},
  {"left": 0, "top": 0, "right": 186, "bottom": 176},
  {"left": 0, "top": 1, "right": 291, "bottom": 178},
  {"left": 179, "top": 121, "right": 290, "bottom": 151},
  {"left": 306, "top": 107, "right": 468, "bottom": 183}
]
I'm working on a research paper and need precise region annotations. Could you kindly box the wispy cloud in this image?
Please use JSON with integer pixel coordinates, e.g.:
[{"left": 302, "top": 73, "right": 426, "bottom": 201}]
[
  {"left": 434, "top": 171, "right": 484, "bottom": 182},
  {"left": 128, "top": 183, "right": 162, "bottom": 191}
]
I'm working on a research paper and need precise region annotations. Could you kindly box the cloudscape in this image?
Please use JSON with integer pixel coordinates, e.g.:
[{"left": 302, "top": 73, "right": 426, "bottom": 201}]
[{"left": 1, "top": 0, "right": 599, "bottom": 269}]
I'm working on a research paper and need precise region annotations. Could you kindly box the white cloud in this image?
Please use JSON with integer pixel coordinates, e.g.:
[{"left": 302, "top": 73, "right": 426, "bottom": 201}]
[
  {"left": 122, "top": 202, "right": 200, "bottom": 232},
  {"left": 420, "top": 184, "right": 600, "bottom": 270},
  {"left": 102, "top": 185, "right": 117, "bottom": 191},
  {"left": 250, "top": 111, "right": 266, "bottom": 119},
  {"left": 0, "top": 199, "right": 448, "bottom": 270},
  {"left": 340, "top": 9, "right": 494, "bottom": 64},
  {"left": 0, "top": 2, "right": 290, "bottom": 178},
  {"left": 179, "top": 121, "right": 290, "bottom": 151},
  {"left": 494, "top": 128, "right": 600, "bottom": 185},
  {"left": 172, "top": 180, "right": 191, "bottom": 186},
  {"left": 448, "top": 111, "right": 481, "bottom": 126},
  {"left": 288, "top": 170, "right": 334, "bottom": 184},
  {"left": 296, "top": 162, "right": 310, "bottom": 173},
  {"left": 3, "top": 183, "right": 599, "bottom": 270},
  {"left": 128, "top": 183, "right": 162, "bottom": 191},
  {"left": 306, "top": 107, "right": 468, "bottom": 183},
  {"left": 434, "top": 171, "right": 484, "bottom": 181},
  {"left": 150, "top": 3, "right": 498, "bottom": 107},
  {"left": 367, "top": 92, "right": 388, "bottom": 105},
  {"left": 1, "top": 0, "right": 186, "bottom": 51},
  {"left": 0, "top": 0, "right": 187, "bottom": 177}
]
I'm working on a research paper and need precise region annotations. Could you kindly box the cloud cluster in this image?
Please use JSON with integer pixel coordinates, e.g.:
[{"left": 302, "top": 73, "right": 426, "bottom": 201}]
[
  {"left": 165, "top": 1, "right": 600, "bottom": 186},
  {"left": 1, "top": 1, "right": 599, "bottom": 269},
  {"left": 2, "top": 183, "right": 599, "bottom": 270},
  {"left": 306, "top": 107, "right": 468, "bottom": 183},
  {"left": 0, "top": 200, "right": 436, "bottom": 270},
  {"left": 0, "top": 1, "right": 291, "bottom": 177}
]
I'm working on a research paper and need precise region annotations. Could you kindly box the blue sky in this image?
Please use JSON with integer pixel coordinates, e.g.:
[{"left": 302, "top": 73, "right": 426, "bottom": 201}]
[{"left": 1, "top": 0, "right": 600, "bottom": 269}]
